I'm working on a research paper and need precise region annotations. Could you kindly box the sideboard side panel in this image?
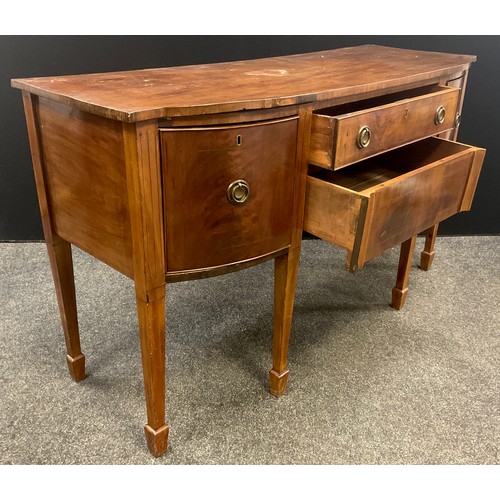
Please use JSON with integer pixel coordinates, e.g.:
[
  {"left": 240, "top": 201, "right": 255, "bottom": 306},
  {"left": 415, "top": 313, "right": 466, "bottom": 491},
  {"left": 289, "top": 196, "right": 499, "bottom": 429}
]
[{"left": 36, "top": 97, "right": 134, "bottom": 278}]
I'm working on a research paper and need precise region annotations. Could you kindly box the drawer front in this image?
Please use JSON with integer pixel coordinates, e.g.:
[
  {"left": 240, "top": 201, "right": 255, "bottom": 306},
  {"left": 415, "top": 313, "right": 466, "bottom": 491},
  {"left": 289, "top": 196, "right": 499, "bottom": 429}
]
[
  {"left": 304, "top": 138, "right": 485, "bottom": 271},
  {"left": 161, "top": 117, "right": 298, "bottom": 273},
  {"left": 309, "top": 86, "right": 460, "bottom": 170}
]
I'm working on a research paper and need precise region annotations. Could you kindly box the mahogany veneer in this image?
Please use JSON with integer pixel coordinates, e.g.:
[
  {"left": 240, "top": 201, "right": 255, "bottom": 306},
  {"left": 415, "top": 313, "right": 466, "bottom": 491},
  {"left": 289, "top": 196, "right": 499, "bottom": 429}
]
[
  {"left": 304, "top": 138, "right": 485, "bottom": 272},
  {"left": 12, "top": 45, "right": 485, "bottom": 457}
]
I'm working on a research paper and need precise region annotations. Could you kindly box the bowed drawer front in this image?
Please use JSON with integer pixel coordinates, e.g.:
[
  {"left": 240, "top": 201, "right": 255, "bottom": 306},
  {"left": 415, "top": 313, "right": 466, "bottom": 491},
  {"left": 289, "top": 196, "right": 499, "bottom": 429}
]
[
  {"left": 309, "top": 85, "right": 460, "bottom": 170},
  {"left": 161, "top": 116, "right": 298, "bottom": 277},
  {"left": 304, "top": 138, "right": 485, "bottom": 272}
]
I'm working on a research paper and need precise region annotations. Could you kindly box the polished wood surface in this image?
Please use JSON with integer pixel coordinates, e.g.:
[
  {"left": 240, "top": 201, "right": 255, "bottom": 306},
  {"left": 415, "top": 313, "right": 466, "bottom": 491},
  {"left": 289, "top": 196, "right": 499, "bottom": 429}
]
[
  {"left": 304, "top": 138, "right": 485, "bottom": 271},
  {"left": 309, "top": 85, "right": 459, "bottom": 170},
  {"left": 11, "top": 46, "right": 475, "bottom": 122},
  {"left": 359, "top": 140, "right": 484, "bottom": 267},
  {"left": 36, "top": 97, "right": 134, "bottom": 278},
  {"left": 14, "top": 45, "right": 485, "bottom": 458},
  {"left": 161, "top": 117, "right": 298, "bottom": 273}
]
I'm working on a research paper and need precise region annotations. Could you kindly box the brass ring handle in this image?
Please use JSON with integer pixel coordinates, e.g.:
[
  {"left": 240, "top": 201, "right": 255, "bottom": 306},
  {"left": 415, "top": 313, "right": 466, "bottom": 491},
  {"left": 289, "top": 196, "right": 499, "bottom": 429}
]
[
  {"left": 454, "top": 111, "right": 461, "bottom": 128},
  {"left": 356, "top": 125, "right": 371, "bottom": 149},
  {"left": 435, "top": 105, "right": 446, "bottom": 125},
  {"left": 227, "top": 179, "right": 250, "bottom": 205}
]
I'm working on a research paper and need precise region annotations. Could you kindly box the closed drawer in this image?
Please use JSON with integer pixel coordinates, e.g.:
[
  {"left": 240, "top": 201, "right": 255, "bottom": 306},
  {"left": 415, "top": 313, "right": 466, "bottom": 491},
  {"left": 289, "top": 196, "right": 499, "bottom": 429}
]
[
  {"left": 161, "top": 116, "right": 298, "bottom": 275},
  {"left": 304, "top": 137, "right": 485, "bottom": 272},
  {"left": 309, "top": 85, "right": 460, "bottom": 170}
]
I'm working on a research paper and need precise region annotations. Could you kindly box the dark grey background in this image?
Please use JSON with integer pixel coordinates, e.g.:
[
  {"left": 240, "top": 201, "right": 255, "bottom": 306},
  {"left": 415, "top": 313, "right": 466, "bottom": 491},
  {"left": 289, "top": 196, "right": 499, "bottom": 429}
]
[{"left": 1, "top": 36, "right": 499, "bottom": 240}]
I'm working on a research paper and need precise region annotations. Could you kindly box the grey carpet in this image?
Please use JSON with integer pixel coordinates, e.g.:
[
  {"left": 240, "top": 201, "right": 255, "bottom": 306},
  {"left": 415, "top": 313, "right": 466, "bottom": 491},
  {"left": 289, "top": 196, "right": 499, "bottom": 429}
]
[{"left": 1, "top": 237, "right": 498, "bottom": 465}]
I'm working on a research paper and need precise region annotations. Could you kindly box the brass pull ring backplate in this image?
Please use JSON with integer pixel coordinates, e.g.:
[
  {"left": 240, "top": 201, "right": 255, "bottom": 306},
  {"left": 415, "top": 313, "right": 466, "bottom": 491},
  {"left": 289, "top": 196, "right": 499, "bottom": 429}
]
[
  {"left": 356, "top": 125, "right": 371, "bottom": 149},
  {"left": 227, "top": 179, "right": 250, "bottom": 205},
  {"left": 435, "top": 105, "right": 446, "bottom": 125}
]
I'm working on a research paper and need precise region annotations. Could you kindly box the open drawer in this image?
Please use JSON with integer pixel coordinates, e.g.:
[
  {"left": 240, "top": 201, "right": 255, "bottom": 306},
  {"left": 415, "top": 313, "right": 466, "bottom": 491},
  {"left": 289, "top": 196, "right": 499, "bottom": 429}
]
[
  {"left": 309, "top": 85, "right": 460, "bottom": 170},
  {"left": 304, "top": 137, "right": 485, "bottom": 272}
]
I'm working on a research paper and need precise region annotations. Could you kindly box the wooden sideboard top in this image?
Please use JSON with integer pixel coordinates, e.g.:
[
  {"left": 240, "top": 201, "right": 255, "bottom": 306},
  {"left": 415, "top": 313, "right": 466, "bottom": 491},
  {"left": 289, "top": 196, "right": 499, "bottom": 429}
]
[{"left": 11, "top": 45, "right": 476, "bottom": 123}]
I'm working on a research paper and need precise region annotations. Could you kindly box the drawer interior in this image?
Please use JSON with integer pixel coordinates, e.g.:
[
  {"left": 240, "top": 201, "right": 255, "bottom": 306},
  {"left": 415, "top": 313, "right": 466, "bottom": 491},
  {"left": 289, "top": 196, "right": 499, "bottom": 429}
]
[{"left": 308, "top": 138, "right": 471, "bottom": 193}]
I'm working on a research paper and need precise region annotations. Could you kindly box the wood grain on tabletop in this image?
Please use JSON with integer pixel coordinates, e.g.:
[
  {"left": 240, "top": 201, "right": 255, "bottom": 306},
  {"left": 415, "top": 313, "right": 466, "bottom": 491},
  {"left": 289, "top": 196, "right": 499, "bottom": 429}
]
[{"left": 11, "top": 45, "right": 476, "bottom": 121}]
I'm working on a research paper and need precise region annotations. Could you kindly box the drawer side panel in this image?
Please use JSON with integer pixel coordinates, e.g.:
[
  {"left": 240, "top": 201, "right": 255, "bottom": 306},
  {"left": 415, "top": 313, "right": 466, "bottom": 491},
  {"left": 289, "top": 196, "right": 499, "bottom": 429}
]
[
  {"left": 308, "top": 114, "right": 336, "bottom": 169},
  {"left": 460, "top": 148, "right": 486, "bottom": 211},
  {"left": 304, "top": 176, "right": 364, "bottom": 251}
]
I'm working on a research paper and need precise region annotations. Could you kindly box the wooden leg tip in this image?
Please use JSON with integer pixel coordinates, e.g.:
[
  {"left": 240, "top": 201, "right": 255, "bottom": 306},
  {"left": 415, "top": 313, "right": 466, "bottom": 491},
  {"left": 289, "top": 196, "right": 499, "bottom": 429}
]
[
  {"left": 391, "top": 287, "right": 408, "bottom": 310},
  {"left": 419, "top": 251, "right": 434, "bottom": 271},
  {"left": 144, "top": 424, "right": 169, "bottom": 457},
  {"left": 269, "top": 369, "right": 289, "bottom": 397},
  {"left": 66, "top": 354, "right": 86, "bottom": 382}
]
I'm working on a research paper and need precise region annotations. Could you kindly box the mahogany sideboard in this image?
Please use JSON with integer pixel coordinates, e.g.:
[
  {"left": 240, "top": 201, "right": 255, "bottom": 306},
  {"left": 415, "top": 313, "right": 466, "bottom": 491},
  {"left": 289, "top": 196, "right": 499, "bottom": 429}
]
[{"left": 12, "top": 45, "right": 485, "bottom": 457}]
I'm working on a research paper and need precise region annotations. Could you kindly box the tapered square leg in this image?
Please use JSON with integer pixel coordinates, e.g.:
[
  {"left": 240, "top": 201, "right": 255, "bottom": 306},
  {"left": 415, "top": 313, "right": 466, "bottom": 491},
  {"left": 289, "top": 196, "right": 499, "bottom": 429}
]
[
  {"left": 269, "top": 105, "right": 311, "bottom": 398},
  {"left": 391, "top": 235, "right": 417, "bottom": 310},
  {"left": 136, "top": 292, "right": 169, "bottom": 457},
  {"left": 124, "top": 120, "right": 169, "bottom": 457},
  {"left": 270, "top": 248, "right": 300, "bottom": 397},
  {"left": 420, "top": 224, "right": 439, "bottom": 271},
  {"left": 47, "top": 239, "right": 86, "bottom": 382},
  {"left": 22, "top": 92, "right": 85, "bottom": 382}
]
